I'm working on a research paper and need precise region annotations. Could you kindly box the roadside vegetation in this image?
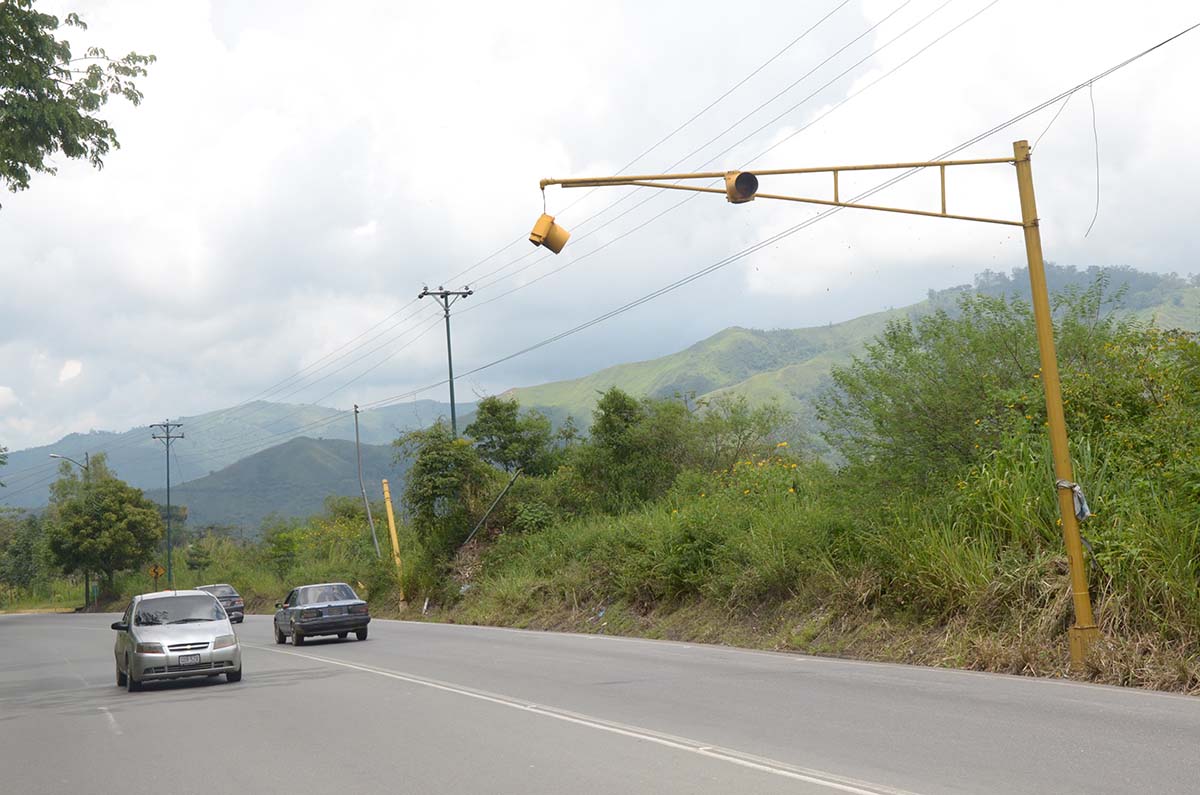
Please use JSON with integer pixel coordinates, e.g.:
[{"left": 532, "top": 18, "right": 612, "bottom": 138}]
[{"left": 2, "top": 277, "right": 1197, "bottom": 692}]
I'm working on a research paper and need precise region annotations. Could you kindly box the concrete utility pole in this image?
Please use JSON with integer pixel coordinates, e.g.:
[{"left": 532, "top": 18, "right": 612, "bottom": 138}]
[
  {"left": 418, "top": 285, "right": 473, "bottom": 436},
  {"left": 354, "top": 404, "right": 382, "bottom": 558},
  {"left": 150, "top": 421, "right": 183, "bottom": 589}
]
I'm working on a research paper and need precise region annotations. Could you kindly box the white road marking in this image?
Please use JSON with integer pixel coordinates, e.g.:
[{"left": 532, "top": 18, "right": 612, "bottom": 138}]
[
  {"left": 246, "top": 643, "right": 916, "bottom": 795},
  {"left": 98, "top": 707, "right": 122, "bottom": 735}
]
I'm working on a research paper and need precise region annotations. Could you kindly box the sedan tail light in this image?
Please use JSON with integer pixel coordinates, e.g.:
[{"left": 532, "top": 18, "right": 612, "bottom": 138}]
[
  {"left": 300, "top": 608, "right": 321, "bottom": 619},
  {"left": 349, "top": 604, "right": 369, "bottom": 615}
]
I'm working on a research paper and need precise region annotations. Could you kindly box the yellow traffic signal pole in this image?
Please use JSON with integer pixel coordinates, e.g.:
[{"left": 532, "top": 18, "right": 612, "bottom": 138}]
[
  {"left": 535, "top": 140, "right": 1099, "bottom": 667},
  {"left": 381, "top": 479, "right": 405, "bottom": 600},
  {"left": 1013, "top": 140, "right": 1100, "bottom": 662}
]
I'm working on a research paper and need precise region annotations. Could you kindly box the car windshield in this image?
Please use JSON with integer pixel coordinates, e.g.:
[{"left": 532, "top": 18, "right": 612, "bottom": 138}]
[
  {"left": 200, "top": 585, "right": 237, "bottom": 597},
  {"left": 298, "top": 584, "right": 357, "bottom": 605},
  {"left": 135, "top": 595, "right": 225, "bottom": 625}
]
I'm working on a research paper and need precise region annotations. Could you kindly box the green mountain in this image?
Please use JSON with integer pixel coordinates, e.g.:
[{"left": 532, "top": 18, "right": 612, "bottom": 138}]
[
  {"left": 511, "top": 266, "right": 1199, "bottom": 436},
  {"left": 5, "top": 264, "right": 1192, "bottom": 518},
  {"left": 510, "top": 309, "right": 906, "bottom": 423},
  {"left": 0, "top": 399, "right": 462, "bottom": 510},
  {"left": 144, "top": 436, "right": 407, "bottom": 532}
]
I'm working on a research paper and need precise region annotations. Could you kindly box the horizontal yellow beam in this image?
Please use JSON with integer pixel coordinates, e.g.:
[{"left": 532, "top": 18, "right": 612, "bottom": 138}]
[
  {"left": 539, "top": 156, "right": 1014, "bottom": 189},
  {"left": 617, "top": 180, "right": 1022, "bottom": 227}
]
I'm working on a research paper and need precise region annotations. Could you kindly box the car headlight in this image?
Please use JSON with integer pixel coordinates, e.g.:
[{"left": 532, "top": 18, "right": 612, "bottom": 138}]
[
  {"left": 212, "top": 634, "right": 237, "bottom": 650},
  {"left": 135, "top": 642, "right": 164, "bottom": 654}
]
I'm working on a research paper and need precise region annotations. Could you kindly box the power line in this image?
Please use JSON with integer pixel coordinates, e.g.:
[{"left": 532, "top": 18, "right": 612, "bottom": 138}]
[
  {"left": 357, "top": 20, "right": 1200, "bottom": 414},
  {"left": 434, "top": 0, "right": 855, "bottom": 290},
  {"left": 459, "top": 0, "right": 987, "bottom": 314},
  {"left": 167, "top": 316, "right": 446, "bottom": 469},
  {"left": 0, "top": 2, "right": 918, "bottom": 493},
  {"left": 150, "top": 1, "right": 883, "bottom": 464},
  {"left": 460, "top": 0, "right": 959, "bottom": 301}
]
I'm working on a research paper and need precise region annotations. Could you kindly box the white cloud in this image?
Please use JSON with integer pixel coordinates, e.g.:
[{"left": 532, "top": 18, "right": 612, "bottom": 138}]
[
  {"left": 57, "top": 360, "right": 83, "bottom": 383},
  {"left": 0, "top": 0, "right": 1197, "bottom": 451}
]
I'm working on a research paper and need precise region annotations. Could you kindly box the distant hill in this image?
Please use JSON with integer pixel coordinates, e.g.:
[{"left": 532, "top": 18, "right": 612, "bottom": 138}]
[
  {"left": 0, "top": 399, "right": 464, "bottom": 510},
  {"left": 511, "top": 265, "right": 1199, "bottom": 445},
  {"left": 4, "top": 264, "right": 1192, "bottom": 514},
  {"left": 144, "top": 436, "right": 407, "bottom": 532}
]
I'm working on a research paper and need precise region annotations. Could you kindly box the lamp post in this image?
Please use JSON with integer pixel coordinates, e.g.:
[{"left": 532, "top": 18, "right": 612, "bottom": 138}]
[
  {"left": 49, "top": 452, "right": 89, "bottom": 472},
  {"left": 531, "top": 141, "right": 1100, "bottom": 667},
  {"left": 49, "top": 452, "right": 91, "bottom": 607}
]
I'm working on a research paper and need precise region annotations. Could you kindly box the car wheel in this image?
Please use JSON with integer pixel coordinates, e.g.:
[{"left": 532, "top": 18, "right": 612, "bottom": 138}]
[
  {"left": 356, "top": 627, "right": 368, "bottom": 641},
  {"left": 226, "top": 668, "right": 242, "bottom": 683},
  {"left": 125, "top": 658, "right": 142, "bottom": 692},
  {"left": 274, "top": 625, "right": 287, "bottom": 644},
  {"left": 292, "top": 627, "right": 304, "bottom": 646},
  {"left": 116, "top": 664, "right": 127, "bottom": 687},
  {"left": 337, "top": 632, "right": 348, "bottom": 639}
]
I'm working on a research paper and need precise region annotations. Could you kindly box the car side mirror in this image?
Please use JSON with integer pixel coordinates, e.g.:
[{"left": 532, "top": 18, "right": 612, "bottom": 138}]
[
  {"left": 275, "top": 602, "right": 284, "bottom": 609},
  {"left": 111, "top": 621, "right": 128, "bottom": 631}
]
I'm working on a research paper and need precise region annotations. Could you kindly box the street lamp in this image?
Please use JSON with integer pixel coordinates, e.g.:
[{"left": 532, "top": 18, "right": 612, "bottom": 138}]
[
  {"left": 49, "top": 451, "right": 92, "bottom": 607},
  {"left": 49, "top": 452, "right": 89, "bottom": 471},
  {"left": 531, "top": 141, "right": 1101, "bottom": 667}
]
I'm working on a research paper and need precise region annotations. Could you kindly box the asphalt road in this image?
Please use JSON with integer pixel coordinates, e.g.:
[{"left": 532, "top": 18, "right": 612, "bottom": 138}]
[{"left": 2, "top": 613, "right": 1198, "bottom": 794}]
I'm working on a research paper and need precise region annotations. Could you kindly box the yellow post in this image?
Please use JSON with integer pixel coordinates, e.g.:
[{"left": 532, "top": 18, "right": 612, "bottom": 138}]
[
  {"left": 1013, "top": 140, "right": 1100, "bottom": 667},
  {"left": 381, "top": 479, "right": 404, "bottom": 600}
]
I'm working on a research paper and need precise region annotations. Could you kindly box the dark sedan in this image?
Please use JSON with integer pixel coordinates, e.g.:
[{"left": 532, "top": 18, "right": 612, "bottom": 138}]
[
  {"left": 273, "top": 582, "right": 370, "bottom": 645},
  {"left": 197, "top": 583, "right": 245, "bottom": 623}
]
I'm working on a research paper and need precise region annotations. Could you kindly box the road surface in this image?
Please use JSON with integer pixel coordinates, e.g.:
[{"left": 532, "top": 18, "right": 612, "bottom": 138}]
[{"left": 1, "top": 612, "right": 1197, "bottom": 793}]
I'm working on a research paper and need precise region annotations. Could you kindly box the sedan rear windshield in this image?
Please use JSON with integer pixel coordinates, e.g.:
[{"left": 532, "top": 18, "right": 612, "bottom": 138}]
[
  {"left": 135, "top": 595, "right": 226, "bottom": 625},
  {"left": 200, "top": 585, "right": 238, "bottom": 597},
  {"left": 297, "top": 584, "right": 357, "bottom": 605}
]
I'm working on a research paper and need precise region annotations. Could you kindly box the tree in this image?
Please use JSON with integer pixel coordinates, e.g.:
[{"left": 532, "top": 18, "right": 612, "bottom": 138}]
[
  {"left": 1, "top": 1, "right": 155, "bottom": 198},
  {"left": 694, "top": 394, "right": 789, "bottom": 471},
  {"left": 0, "top": 443, "right": 6, "bottom": 487},
  {"left": 0, "top": 510, "right": 45, "bottom": 589},
  {"left": 465, "top": 396, "right": 559, "bottom": 475},
  {"left": 45, "top": 455, "right": 162, "bottom": 593},
  {"left": 395, "top": 421, "right": 493, "bottom": 555},
  {"left": 816, "top": 280, "right": 1144, "bottom": 486},
  {"left": 574, "top": 388, "right": 696, "bottom": 511}
]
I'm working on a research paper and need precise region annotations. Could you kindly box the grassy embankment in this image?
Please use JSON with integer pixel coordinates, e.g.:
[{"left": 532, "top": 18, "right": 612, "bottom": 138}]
[{"left": 428, "top": 435, "right": 1198, "bottom": 693}]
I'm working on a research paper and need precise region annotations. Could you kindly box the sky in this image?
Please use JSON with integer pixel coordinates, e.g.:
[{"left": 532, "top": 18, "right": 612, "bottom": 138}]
[{"left": 1, "top": 0, "right": 1198, "bottom": 452}]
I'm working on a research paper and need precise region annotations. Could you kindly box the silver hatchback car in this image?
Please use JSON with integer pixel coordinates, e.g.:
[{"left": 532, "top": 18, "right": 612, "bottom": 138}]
[{"left": 112, "top": 590, "right": 243, "bottom": 691}]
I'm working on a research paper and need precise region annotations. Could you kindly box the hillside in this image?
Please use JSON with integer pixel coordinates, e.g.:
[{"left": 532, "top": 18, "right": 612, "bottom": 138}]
[
  {"left": 1, "top": 399, "right": 462, "bottom": 510},
  {"left": 4, "top": 265, "right": 1192, "bottom": 513},
  {"left": 144, "top": 436, "right": 407, "bottom": 532},
  {"left": 512, "top": 266, "right": 1199, "bottom": 429}
]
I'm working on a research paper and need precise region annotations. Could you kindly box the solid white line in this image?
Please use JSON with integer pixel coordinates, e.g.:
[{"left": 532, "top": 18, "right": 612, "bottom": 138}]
[
  {"left": 98, "top": 706, "right": 122, "bottom": 736},
  {"left": 245, "top": 643, "right": 917, "bottom": 795},
  {"left": 362, "top": 617, "right": 1200, "bottom": 703}
]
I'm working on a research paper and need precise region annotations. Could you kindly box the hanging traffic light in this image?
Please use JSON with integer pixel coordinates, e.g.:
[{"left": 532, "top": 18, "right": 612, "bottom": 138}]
[
  {"left": 724, "top": 170, "right": 758, "bottom": 203},
  {"left": 529, "top": 213, "right": 571, "bottom": 254}
]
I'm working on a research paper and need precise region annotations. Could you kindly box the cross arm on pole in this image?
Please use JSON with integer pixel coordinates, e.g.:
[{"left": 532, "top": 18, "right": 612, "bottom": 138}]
[{"left": 537, "top": 155, "right": 1021, "bottom": 230}]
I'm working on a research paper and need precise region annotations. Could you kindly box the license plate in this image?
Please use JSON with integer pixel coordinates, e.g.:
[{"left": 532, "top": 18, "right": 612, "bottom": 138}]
[
  {"left": 326, "top": 606, "right": 345, "bottom": 616},
  {"left": 179, "top": 654, "right": 201, "bottom": 665}
]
